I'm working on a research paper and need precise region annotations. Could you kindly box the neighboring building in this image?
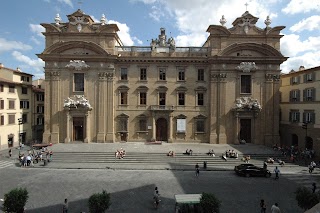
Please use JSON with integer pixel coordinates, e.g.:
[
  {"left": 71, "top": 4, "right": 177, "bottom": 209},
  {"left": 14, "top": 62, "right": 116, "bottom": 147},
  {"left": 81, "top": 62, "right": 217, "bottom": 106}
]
[
  {"left": 280, "top": 66, "right": 320, "bottom": 150},
  {"left": 32, "top": 79, "right": 45, "bottom": 143},
  {"left": 38, "top": 9, "right": 287, "bottom": 145},
  {"left": 0, "top": 63, "right": 33, "bottom": 150}
]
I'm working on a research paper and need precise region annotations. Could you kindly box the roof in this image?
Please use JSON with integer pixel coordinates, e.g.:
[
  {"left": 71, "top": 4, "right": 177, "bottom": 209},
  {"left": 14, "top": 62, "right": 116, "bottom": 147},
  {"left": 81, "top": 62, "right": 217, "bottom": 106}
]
[
  {"left": 0, "top": 77, "right": 32, "bottom": 86},
  {"left": 174, "top": 194, "right": 202, "bottom": 204},
  {"left": 281, "top": 65, "right": 320, "bottom": 77},
  {"left": 0, "top": 66, "right": 33, "bottom": 76}
]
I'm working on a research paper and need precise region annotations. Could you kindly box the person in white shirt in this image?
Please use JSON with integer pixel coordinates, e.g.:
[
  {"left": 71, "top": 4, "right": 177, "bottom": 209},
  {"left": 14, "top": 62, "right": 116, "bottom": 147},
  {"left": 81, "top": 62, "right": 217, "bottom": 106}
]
[{"left": 271, "top": 203, "right": 281, "bottom": 213}]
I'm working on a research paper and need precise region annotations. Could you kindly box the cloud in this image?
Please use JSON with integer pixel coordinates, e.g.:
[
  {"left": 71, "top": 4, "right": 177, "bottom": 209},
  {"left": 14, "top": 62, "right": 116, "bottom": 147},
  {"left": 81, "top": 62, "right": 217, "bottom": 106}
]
[
  {"left": 31, "top": 36, "right": 41, "bottom": 45},
  {"left": 290, "top": 15, "right": 320, "bottom": 32},
  {"left": 132, "top": 37, "right": 143, "bottom": 45},
  {"left": 280, "top": 34, "right": 320, "bottom": 57},
  {"left": 108, "top": 20, "right": 135, "bottom": 46},
  {"left": 0, "top": 38, "right": 32, "bottom": 53},
  {"left": 282, "top": 0, "right": 320, "bottom": 14},
  {"left": 90, "top": 15, "right": 100, "bottom": 23},
  {"left": 149, "top": 5, "right": 166, "bottom": 22},
  {"left": 58, "top": 0, "right": 73, "bottom": 8},
  {"left": 29, "top": 24, "right": 45, "bottom": 37},
  {"left": 281, "top": 51, "right": 320, "bottom": 73},
  {"left": 12, "top": 51, "right": 45, "bottom": 72},
  {"left": 175, "top": 33, "right": 208, "bottom": 46}
]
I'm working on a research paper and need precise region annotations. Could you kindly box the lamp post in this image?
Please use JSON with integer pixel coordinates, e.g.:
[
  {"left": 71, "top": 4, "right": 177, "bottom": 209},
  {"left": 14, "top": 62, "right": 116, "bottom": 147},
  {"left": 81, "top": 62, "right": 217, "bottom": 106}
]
[{"left": 18, "top": 118, "right": 23, "bottom": 145}]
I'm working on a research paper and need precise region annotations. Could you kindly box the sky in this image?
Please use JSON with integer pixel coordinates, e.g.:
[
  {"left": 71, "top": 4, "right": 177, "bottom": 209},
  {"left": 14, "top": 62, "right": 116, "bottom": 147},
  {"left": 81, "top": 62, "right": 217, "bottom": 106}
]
[{"left": 0, "top": 0, "right": 320, "bottom": 79}]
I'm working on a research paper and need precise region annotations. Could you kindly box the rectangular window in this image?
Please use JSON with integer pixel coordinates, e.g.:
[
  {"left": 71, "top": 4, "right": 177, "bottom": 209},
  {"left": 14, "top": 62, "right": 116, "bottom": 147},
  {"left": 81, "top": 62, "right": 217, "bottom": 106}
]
[
  {"left": 139, "top": 119, "right": 147, "bottom": 131},
  {"left": 0, "top": 115, "right": 4, "bottom": 125},
  {"left": 306, "top": 89, "right": 313, "bottom": 100},
  {"left": 140, "top": 68, "right": 147, "bottom": 80},
  {"left": 198, "top": 69, "right": 204, "bottom": 81},
  {"left": 159, "top": 68, "right": 166, "bottom": 81},
  {"left": 20, "top": 101, "right": 29, "bottom": 109},
  {"left": 177, "top": 118, "right": 186, "bottom": 133},
  {"left": 290, "top": 90, "right": 300, "bottom": 102},
  {"left": 74, "top": 73, "right": 84, "bottom": 92},
  {"left": 37, "top": 105, "right": 44, "bottom": 113},
  {"left": 120, "top": 68, "right": 128, "bottom": 80},
  {"left": 20, "top": 76, "right": 29, "bottom": 82},
  {"left": 290, "top": 111, "right": 300, "bottom": 122},
  {"left": 303, "top": 111, "right": 315, "bottom": 124},
  {"left": 22, "top": 87, "right": 28, "bottom": 94},
  {"left": 8, "top": 114, "right": 15, "bottom": 124},
  {"left": 178, "top": 92, "right": 185, "bottom": 105},
  {"left": 120, "top": 92, "right": 128, "bottom": 105},
  {"left": 9, "top": 85, "right": 15, "bottom": 93},
  {"left": 0, "top": 100, "right": 4, "bottom": 109},
  {"left": 197, "top": 93, "right": 204, "bottom": 106},
  {"left": 159, "top": 93, "right": 166, "bottom": 105},
  {"left": 37, "top": 94, "right": 44, "bottom": 101},
  {"left": 307, "top": 73, "right": 313, "bottom": 81},
  {"left": 292, "top": 76, "right": 299, "bottom": 84},
  {"left": 178, "top": 68, "right": 185, "bottom": 81},
  {"left": 37, "top": 117, "right": 44, "bottom": 125},
  {"left": 0, "top": 84, "right": 3, "bottom": 92},
  {"left": 119, "top": 119, "right": 128, "bottom": 131},
  {"left": 9, "top": 100, "right": 15, "bottom": 109},
  {"left": 22, "top": 113, "right": 27, "bottom": 123},
  {"left": 241, "top": 75, "right": 251, "bottom": 94},
  {"left": 196, "top": 120, "right": 205, "bottom": 132},
  {"left": 140, "top": 92, "right": 147, "bottom": 105}
]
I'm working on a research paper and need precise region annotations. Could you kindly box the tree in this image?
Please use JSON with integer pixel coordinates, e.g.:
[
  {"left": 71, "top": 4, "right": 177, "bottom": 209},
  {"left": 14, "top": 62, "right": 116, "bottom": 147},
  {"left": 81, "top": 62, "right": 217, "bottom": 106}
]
[
  {"left": 295, "top": 186, "right": 319, "bottom": 210},
  {"left": 3, "top": 188, "right": 29, "bottom": 213},
  {"left": 88, "top": 190, "right": 111, "bottom": 213},
  {"left": 200, "top": 192, "right": 221, "bottom": 213}
]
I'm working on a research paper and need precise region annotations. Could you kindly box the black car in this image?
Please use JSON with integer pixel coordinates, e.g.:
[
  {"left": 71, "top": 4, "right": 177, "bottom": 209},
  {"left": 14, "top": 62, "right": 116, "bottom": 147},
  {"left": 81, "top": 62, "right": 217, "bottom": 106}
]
[{"left": 234, "top": 164, "right": 271, "bottom": 177}]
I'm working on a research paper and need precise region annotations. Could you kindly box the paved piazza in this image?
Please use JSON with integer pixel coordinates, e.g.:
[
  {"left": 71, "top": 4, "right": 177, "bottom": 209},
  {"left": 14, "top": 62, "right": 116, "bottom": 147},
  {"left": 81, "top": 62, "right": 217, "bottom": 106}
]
[{"left": 0, "top": 165, "right": 318, "bottom": 212}]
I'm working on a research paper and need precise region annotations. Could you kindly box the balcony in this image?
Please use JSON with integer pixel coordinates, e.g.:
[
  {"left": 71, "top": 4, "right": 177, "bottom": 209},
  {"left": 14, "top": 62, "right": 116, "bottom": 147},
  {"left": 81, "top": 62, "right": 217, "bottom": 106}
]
[{"left": 149, "top": 105, "right": 174, "bottom": 111}]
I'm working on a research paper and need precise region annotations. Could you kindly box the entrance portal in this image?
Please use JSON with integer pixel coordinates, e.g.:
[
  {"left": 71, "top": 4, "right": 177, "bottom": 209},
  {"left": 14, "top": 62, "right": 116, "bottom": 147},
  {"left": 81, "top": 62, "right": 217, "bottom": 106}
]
[
  {"left": 305, "top": 136, "right": 313, "bottom": 150},
  {"left": 291, "top": 134, "right": 298, "bottom": 147},
  {"left": 240, "top": 119, "right": 251, "bottom": 143},
  {"left": 156, "top": 118, "right": 168, "bottom": 141},
  {"left": 73, "top": 117, "right": 84, "bottom": 141}
]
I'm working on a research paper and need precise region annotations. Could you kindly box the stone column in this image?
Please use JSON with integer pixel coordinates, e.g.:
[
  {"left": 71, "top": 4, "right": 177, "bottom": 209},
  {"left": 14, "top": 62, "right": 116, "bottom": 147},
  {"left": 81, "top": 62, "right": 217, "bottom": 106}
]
[
  {"left": 151, "top": 113, "right": 156, "bottom": 141},
  {"left": 234, "top": 113, "right": 240, "bottom": 144},
  {"left": 97, "top": 72, "right": 106, "bottom": 142},
  {"left": 84, "top": 112, "right": 91, "bottom": 143},
  {"left": 106, "top": 72, "right": 115, "bottom": 142},
  {"left": 273, "top": 74, "right": 281, "bottom": 145},
  {"left": 264, "top": 73, "right": 274, "bottom": 145},
  {"left": 209, "top": 72, "right": 218, "bottom": 144},
  {"left": 64, "top": 110, "right": 70, "bottom": 143},
  {"left": 42, "top": 71, "right": 52, "bottom": 143},
  {"left": 50, "top": 70, "right": 60, "bottom": 143},
  {"left": 218, "top": 73, "right": 227, "bottom": 144}
]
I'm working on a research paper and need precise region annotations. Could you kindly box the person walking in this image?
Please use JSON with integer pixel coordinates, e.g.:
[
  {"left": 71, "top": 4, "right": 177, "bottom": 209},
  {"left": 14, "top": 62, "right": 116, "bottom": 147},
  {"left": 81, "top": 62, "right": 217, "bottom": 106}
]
[
  {"left": 271, "top": 203, "right": 281, "bottom": 213},
  {"left": 153, "top": 189, "right": 160, "bottom": 209},
  {"left": 195, "top": 163, "right": 200, "bottom": 177},
  {"left": 260, "top": 199, "right": 267, "bottom": 213},
  {"left": 62, "top": 198, "right": 68, "bottom": 213},
  {"left": 274, "top": 166, "right": 280, "bottom": 180}
]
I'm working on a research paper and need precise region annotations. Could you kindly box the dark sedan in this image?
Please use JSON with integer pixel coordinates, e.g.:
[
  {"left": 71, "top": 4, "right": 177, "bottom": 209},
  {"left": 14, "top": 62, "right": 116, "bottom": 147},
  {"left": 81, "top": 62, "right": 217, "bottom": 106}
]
[{"left": 234, "top": 164, "right": 271, "bottom": 177}]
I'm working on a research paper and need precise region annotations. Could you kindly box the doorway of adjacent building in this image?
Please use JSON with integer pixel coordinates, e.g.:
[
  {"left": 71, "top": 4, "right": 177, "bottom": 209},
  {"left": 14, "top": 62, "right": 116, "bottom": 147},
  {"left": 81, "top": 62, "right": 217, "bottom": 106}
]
[
  {"left": 156, "top": 118, "right": 168, "bottom": 141},
  {"left": 240, "top": 119, "right": 251, "bottom": 143},
  {"left": 305, "top": 136, "right": 313, "bottom": 150},
  {"left": 291, "top": 134, "right": 298, "bottom": 147},
  {"left": 73, "top": 117, "right": 84, "bottom": 141},
  {"left": 120, "top": 133, "right": 127, "bottom": 142}
]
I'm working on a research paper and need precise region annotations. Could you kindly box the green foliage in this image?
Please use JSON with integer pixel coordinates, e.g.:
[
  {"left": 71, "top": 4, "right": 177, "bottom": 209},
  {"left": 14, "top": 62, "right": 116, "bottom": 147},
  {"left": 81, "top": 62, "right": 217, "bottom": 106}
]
[
  {"left": 88, "top": 190, "right": 111, "bottom": 213},
  {"left": 200, "top": 192, "right": 221, "bottom": 213},
  {"left": 3, "top": 188, "right": 29, "bottom": 213},
  {"left": 295, "top": 186, "right": 319, "bottom": 210}
]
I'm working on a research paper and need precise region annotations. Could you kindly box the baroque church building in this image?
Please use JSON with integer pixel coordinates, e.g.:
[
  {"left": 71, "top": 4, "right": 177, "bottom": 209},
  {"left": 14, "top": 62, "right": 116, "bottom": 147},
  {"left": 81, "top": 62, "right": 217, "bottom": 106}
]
[{"left": 38, "top": 9, "right": 287, "bottom": 145}]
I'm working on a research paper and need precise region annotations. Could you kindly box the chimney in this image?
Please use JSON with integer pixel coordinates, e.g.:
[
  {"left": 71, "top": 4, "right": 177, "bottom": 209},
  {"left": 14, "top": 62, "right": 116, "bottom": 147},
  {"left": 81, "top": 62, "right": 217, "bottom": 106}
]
[
  {"left": 17, "top": 67, "right": 21, "bottom": 72},
  {"left": 299, "top": 66, "right": 305, "bottom": 71}
]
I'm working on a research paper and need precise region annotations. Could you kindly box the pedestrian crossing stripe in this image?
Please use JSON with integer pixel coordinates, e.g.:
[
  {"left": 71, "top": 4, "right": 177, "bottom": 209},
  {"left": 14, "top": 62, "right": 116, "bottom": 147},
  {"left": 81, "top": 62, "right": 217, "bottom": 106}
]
[{"left": 0, "top": 160, "right": 13, "bottom": 169}]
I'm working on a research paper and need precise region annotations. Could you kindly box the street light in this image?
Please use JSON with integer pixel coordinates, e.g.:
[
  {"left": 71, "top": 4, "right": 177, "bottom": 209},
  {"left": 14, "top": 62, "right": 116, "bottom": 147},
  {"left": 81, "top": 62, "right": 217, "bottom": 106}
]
[{"left": 18, "top": 118, "right": 23, "bottom": 145}]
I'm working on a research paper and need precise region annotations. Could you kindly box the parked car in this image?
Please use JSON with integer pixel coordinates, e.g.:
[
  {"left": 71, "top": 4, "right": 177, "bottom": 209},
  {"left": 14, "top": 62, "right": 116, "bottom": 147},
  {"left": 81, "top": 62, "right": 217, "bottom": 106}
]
[{"left": 234, "top": 164, "right": 271, "bottom": 177}]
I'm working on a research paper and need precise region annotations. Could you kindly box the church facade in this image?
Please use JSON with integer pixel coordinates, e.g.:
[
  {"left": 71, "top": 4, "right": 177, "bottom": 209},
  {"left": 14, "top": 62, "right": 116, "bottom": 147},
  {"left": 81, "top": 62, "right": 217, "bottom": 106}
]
[{"left": 38, "top": 9, "right": 287, "bottom": 145}]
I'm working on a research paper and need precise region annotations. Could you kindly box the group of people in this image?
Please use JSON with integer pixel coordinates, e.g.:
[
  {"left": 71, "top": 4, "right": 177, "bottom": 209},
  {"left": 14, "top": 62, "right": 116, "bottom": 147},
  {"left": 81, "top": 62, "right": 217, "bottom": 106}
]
[
  {"left": 207, "top": 149, "right": 215, "bottom": 157},
  {"left": 18, "top": 147, "right": 53, "bottom": 167},
  {"left": 265, "top": 157, "right": 285, "bottom": 166},
  {"left": 115, "top": 148, "right": 126, "bottom": 159},
  {"left": 260, "top": 200, "right": 281, "bottom": 213},
  {"left": 226, "top": 150, "right": 239, "bottom": 159},
  {"left": 167, "top": 151, "right": 175, "bottom": 157},
  {"left": 184, "top": 149, "right": 193, "bottom": 155},
  {"left": 241, "top": 155, "right": 251, "bottom": 163}
]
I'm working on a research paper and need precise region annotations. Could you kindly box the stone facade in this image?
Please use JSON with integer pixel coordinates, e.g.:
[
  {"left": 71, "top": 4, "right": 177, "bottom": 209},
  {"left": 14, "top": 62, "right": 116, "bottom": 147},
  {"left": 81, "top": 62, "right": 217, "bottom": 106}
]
[
  {"left": 38, "top": 9, "right": 287, "bottom": 145},
  {"left": 0, "top": 64, "right": 33, "bottom": 149},
  {"left": 280, "top": 66, "right": 320, "bottom": 150}
]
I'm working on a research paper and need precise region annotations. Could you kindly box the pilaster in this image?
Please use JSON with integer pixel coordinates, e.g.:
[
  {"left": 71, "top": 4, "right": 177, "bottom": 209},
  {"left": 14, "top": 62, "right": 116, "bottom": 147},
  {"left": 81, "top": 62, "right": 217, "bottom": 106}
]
[
  {"left": 97, "top": 72, "right": 107, "bottom": 142},
  {"left": 50, "top": 70, "right": 60, "bottom": 143},
  {"left": 64, "top": 111, "right": 71, "bottom": 143},
  {"left": 106, "top": 72, "right": 115, "bottom": 142}
]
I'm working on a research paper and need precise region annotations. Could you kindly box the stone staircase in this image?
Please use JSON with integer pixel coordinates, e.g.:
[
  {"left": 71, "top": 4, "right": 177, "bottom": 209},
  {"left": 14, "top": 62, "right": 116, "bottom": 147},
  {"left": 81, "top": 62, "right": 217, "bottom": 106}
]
[{"left": 41, "top": 152, "right": 300, "bottom": 170}]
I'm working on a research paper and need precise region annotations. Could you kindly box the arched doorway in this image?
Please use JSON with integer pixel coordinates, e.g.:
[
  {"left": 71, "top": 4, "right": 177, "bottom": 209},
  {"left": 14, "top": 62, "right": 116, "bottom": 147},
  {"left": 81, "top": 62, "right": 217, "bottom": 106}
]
[
  {"left": 156, "top": 118, "right": 168, "bottom": 141},
  {"left": 305, "top": 136, "right": 313, "bottom": 150},
  {"left": 291, "top": 134, "right": 298, "bottom": 147}
]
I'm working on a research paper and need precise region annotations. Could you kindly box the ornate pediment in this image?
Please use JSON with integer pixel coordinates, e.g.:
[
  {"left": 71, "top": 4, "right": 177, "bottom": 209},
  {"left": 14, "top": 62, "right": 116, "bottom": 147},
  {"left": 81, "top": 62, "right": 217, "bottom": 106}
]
[
  {"left": 64, "top": 95, "right": 92, "bottom": 110},
  {"left": 233, "top": 97, "right": 261, "bottom": 111},
  {"left": 65, "top": 60, "right": 90, "bottom": 71},
  {"left": 236, "top": 62, "right": 258, "bottom": 72}
]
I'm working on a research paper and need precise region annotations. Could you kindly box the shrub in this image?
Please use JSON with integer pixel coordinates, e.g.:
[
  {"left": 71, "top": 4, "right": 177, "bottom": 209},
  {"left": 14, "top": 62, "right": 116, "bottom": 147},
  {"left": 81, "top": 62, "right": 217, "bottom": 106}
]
[
  {"left": 200, "top": 192, "right": 221, "bottom": 213},
  {"left": 295, "top": 186, "right": 319, "bottom": 210},
  {"left": 3, "top": 188, "right": 29, "bottom": 213},
  {"left": 88, "top": 190, "right": 111, "bottom": 213}
]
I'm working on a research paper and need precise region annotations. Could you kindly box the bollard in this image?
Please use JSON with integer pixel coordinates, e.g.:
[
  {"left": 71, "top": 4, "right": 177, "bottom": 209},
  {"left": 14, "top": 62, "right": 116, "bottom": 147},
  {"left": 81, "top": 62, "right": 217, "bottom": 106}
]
[
  {"left": 203, "top": 161, "right": 207, "bottom": 169},
  {"left": 43, "top": 159, "right": 48, "bottom": 166}
]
